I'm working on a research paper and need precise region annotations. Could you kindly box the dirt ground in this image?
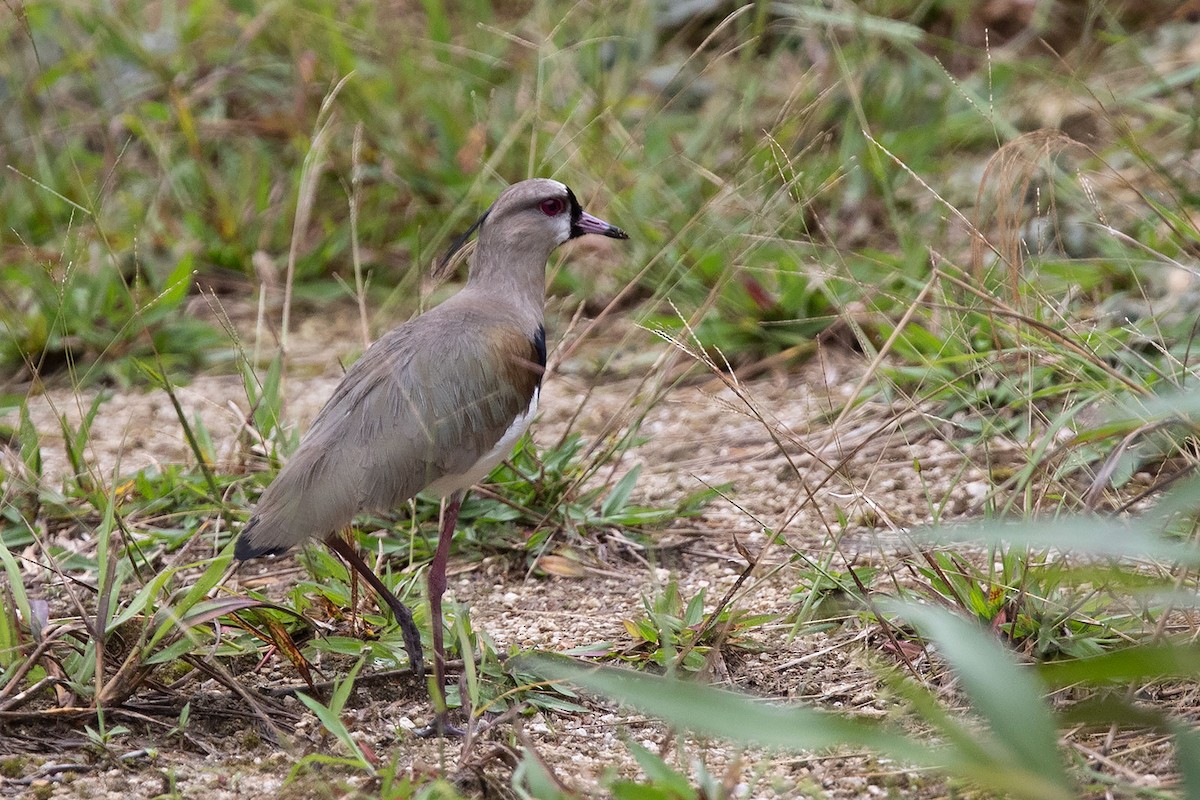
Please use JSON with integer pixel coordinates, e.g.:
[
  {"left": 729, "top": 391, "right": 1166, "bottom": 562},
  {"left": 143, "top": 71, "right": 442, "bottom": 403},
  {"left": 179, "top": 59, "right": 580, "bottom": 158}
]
[{"left": 2, "top": 305, "right": 1179, "bottom": 798}]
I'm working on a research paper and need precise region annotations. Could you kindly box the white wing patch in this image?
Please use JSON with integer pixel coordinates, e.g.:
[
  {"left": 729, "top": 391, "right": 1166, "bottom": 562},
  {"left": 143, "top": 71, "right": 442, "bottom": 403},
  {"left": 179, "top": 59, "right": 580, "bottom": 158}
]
[{"left": 424, "top": 388, "right": 539, "bottom": 497}]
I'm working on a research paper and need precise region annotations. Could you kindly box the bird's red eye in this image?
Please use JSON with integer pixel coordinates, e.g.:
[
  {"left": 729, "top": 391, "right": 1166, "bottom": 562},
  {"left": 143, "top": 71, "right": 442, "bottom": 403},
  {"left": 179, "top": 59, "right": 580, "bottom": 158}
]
[{"left": 539, "top": 198, "right": 566, "bottom": 216}]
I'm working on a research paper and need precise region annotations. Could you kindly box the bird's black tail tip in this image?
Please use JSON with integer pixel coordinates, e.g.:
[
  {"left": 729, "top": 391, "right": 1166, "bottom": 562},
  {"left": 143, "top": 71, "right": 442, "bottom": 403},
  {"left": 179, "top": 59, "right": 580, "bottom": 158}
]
[{"left": 234, "top": 525, "right": 290, "bottom": 561}]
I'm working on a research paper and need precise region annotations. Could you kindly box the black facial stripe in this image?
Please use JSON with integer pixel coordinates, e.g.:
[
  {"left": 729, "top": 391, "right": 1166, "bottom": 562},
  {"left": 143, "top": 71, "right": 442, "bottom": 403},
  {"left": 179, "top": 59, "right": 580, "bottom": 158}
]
[
  {"left": 565, "top": 186, "right": 585, "bottom": 239},
  {"left": 440, "top": 208, "right": 491, "bottom": 269}
]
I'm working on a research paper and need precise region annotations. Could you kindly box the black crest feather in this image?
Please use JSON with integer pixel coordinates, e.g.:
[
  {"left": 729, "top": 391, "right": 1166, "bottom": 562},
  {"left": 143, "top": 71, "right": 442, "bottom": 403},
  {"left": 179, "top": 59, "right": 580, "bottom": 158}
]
[{"left": 439, "top": 209, "right": 490, "bottom": 272}]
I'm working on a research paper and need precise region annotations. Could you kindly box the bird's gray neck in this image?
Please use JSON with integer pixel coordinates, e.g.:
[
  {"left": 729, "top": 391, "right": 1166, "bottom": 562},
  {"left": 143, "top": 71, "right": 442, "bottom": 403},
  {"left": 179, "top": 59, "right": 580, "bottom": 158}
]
[{"left": 464, "top": 229, "right": 550, "bottom": 329}]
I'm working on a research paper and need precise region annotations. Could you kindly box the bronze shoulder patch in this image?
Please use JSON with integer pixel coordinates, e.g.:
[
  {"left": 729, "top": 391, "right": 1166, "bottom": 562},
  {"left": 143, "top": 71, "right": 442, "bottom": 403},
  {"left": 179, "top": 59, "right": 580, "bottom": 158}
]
[{"left": 489, "top": 325, "right": 545, "bottom": 402}]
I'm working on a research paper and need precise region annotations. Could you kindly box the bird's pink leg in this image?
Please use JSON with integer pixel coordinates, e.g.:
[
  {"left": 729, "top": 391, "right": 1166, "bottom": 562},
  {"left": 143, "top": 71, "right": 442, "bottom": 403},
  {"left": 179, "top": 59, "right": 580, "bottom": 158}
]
[{"left": 422, "top": 490, "right": 464, "bottom": 736}]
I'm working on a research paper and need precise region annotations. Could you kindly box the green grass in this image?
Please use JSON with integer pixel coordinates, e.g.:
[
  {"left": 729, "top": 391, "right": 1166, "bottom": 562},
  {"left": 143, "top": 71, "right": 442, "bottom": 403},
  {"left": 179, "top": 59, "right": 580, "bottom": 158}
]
[{"left": 4, "top": 0, "right": 1200, "bottom": 797}]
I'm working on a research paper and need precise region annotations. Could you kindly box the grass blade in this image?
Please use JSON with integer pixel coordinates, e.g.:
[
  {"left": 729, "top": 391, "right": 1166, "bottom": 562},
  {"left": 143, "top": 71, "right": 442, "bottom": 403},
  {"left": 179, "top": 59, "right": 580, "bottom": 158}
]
[
  {"left": 520, "top": 653, "right": 933, "bottom": 763},
  {"left": 884, "top": 601, "right": 1071, "bottom": 794}
]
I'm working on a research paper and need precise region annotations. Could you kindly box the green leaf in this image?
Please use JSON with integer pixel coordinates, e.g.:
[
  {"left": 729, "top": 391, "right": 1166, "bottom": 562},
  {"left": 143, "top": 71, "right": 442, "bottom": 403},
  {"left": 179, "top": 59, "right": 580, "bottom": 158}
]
[
  {"left": 1174, "top": 723, "right": 1200, "bottom": 799},
  {"left": 514, "top": 748, "right": 571, "bottom": 800},
  {"left": 17, "top": 402, "right": 42, "bottom": 478},
  {"left": 522, "top": 652, "right": 1075, "bottom": 800},
  {"left": 145, "top": 631, "right": 207, "bottom": 666},
  {"left": 682, "top": 591, "right": 706, "bottom": 629},
  {"left": 622, "top": 738, "right": 696, "bottom": 799},
  {"left": 886, "top": 602, "right": 1070, "bottom": 794},
  {"left": 145, "top": 546, "right": 237, "bottom": 654},
  {"left": 158, "top": 254, "right": 195, "bottom": 308},
  {"left": 109, "top": 564, "right": 184, "bottom": 631},
  {"left": 918, "top": 517, "right": 1200, "bottom": 565},
  {"left": 519, "top": 654, "right": 931, "bottom": 761},
  {"left": 1038, "top": 642, "right": 1200, "bottom": 686},
  {"left": 609, "top": 782, "right": 678, "bottom": 800},
  {"left": 602, "top": 465, "right": 642, "bottom": 520},
  {"left": 329, "top": 655, "right": 364, "bottom": 715},
  {"left": 296, "top": 657, "right": 370, "bottom": 772}
]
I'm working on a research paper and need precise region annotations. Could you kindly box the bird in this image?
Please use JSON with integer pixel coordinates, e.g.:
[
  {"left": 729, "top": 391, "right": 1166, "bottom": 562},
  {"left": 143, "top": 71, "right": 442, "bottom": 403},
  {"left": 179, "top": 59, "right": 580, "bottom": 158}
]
[{"left": 235, "top": 178, "right": 629, "bottom": 735}]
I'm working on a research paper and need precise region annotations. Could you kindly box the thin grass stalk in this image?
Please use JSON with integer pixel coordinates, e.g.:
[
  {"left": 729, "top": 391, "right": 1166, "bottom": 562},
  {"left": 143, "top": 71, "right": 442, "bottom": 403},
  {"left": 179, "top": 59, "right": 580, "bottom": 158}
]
[
  {"left": 281, "top": 72, "right": 355, "bottom": 357},
  {"left": 155, "top": 370, "right": 221, "bottom": 501},
  {"left": 350, "top": 121, "right": 370, "bottom": 351}
]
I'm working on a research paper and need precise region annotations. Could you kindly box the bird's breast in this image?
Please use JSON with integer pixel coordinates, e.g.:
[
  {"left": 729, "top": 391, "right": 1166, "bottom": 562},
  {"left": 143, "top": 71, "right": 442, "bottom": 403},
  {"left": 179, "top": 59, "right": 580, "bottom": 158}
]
[{"left": 423, "top": 388, "right": 539, "bottom": 496}]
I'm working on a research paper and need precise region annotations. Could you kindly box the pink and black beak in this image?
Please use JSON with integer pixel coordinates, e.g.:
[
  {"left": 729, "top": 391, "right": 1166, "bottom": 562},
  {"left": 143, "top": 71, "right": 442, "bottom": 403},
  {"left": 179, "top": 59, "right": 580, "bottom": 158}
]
[{"left": 567, "top": 188, "right": 629, "bottom": 240}]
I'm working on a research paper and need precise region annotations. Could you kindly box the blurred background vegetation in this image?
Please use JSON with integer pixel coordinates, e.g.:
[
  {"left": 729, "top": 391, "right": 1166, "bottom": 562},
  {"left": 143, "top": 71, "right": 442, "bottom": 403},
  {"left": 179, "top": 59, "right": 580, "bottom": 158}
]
[{"left": 3, "top": 0, "right": 1194, "bottom": 389}]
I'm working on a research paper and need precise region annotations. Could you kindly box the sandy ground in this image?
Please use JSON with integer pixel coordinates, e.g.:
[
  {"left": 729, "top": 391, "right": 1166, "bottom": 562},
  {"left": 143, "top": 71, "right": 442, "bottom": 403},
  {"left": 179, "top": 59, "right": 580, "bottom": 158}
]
[{"left": 1, "top": 307, "right": 1179, "bottom": 798}]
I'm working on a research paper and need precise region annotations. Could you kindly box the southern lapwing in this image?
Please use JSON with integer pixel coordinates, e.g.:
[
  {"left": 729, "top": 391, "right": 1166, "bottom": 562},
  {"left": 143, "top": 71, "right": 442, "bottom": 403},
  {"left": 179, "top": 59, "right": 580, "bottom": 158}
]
[{"left": 235, "top": 178, "right": 628, "bottom": 734}]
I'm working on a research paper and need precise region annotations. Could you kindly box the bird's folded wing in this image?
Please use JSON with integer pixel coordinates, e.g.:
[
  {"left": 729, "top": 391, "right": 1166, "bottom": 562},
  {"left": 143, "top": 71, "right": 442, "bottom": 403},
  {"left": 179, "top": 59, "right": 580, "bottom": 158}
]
[{"left": 237, "top": 318, "right": 541, "bottom": 558}]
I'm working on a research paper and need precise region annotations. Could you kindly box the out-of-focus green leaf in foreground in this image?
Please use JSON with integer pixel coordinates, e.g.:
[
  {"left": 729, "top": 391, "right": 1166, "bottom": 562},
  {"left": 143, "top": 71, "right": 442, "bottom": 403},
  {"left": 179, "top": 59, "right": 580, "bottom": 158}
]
[{"left": 523, "top": 599, "right": 1094, "bottom": 800}]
